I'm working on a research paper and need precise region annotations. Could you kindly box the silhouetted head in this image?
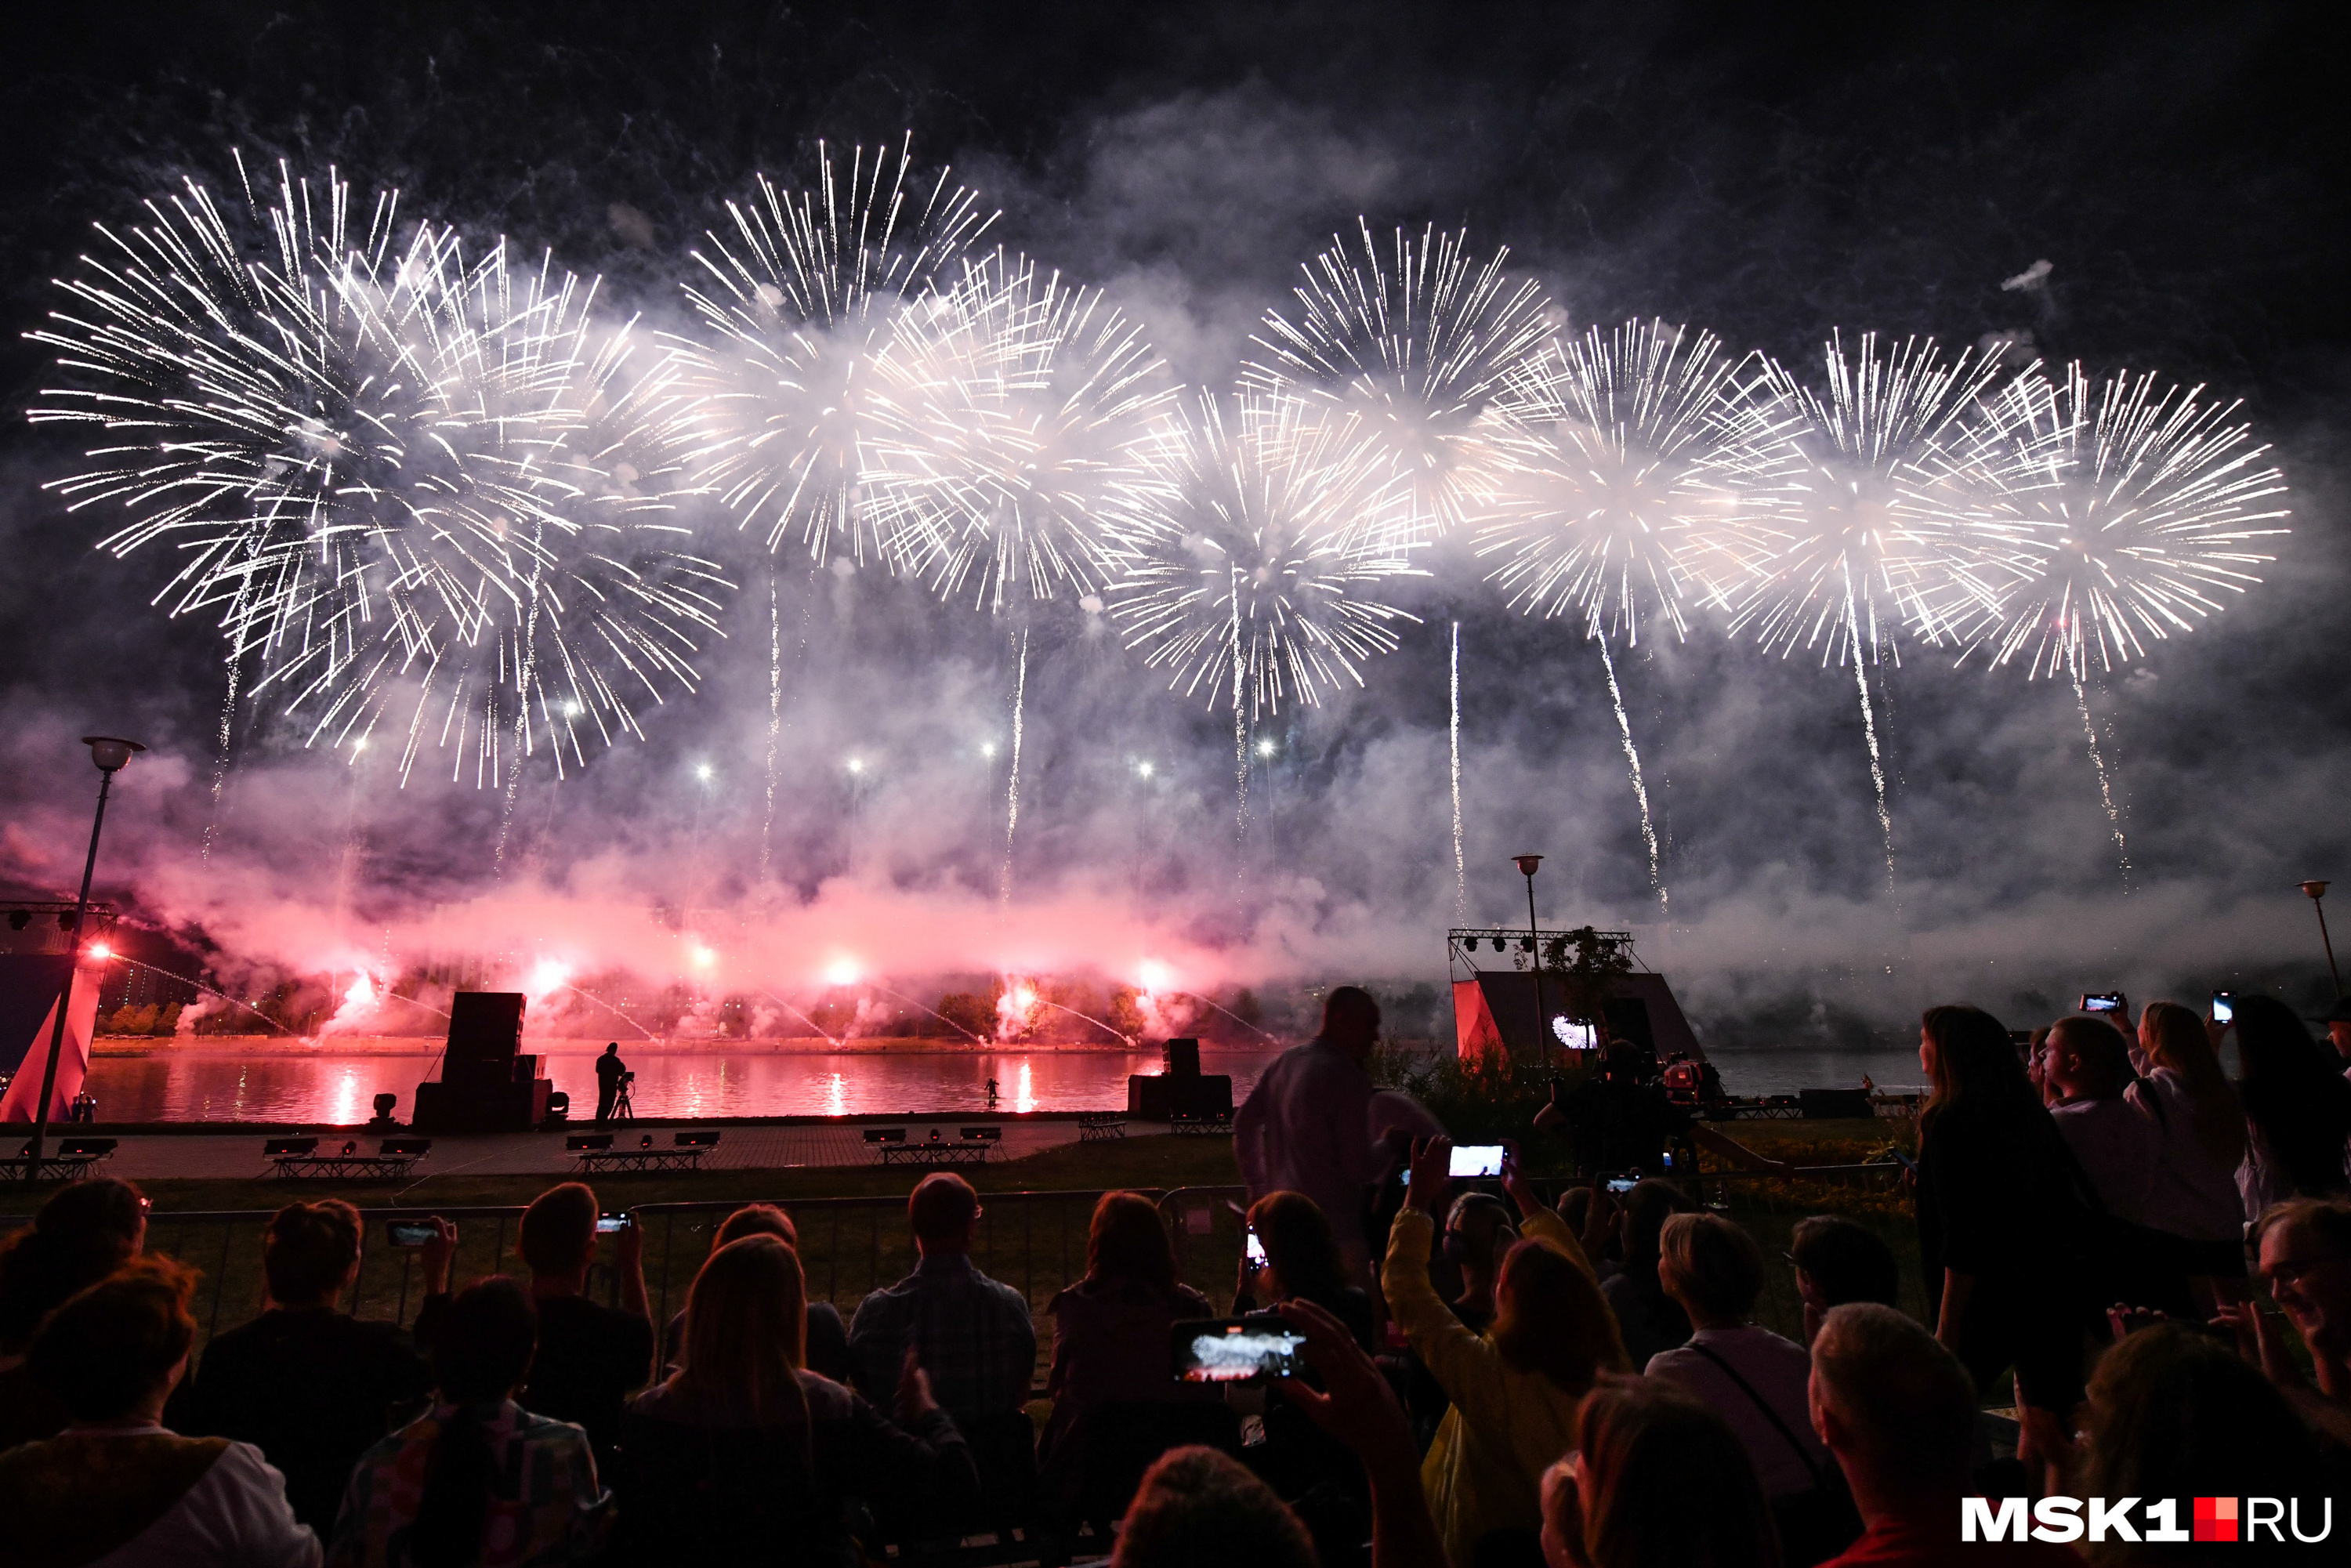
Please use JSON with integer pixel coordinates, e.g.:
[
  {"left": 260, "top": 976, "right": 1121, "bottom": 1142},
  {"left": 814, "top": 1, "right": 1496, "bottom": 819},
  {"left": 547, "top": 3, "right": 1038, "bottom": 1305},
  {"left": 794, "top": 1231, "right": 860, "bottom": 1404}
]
[
  {"left": 910, "top": 1172, "right": 981, "bottom": 1255},
  {"left": 1320, "top": 986, "right": 1381, "bottom": 1060}
]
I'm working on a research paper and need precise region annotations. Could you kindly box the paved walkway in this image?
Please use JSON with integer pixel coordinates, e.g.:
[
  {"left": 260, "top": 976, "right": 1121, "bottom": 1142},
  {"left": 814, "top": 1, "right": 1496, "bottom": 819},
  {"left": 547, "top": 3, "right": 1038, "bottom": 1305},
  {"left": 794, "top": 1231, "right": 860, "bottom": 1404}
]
[{"left": 68, "top": 1115, "right": 1159, "bottom": 1183}]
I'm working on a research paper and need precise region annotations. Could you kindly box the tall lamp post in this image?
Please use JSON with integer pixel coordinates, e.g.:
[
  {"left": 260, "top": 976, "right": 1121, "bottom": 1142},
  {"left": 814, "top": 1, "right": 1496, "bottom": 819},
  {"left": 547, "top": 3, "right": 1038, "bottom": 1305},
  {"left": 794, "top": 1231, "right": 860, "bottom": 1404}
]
[
  {"left": 2304, "top": 881, "right": 2342, "bottom": 997},
  {"left": 22, "top": 736, "right": 143, "bottom": 1181},
  {"left": 1513, "top": 854, "right": 1546, "bottom": 1062}
]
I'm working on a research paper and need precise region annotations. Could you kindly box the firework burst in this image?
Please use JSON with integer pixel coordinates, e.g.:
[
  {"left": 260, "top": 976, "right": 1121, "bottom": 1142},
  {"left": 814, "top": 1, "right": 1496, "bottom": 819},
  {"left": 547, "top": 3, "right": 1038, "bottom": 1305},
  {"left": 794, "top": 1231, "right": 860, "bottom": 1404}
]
[
  {"left": 1478, "top": 318, "right": 1766, "bottom": 642},
  {"left": 1247, "top": 220, "right": 1551, "bottom": 537},
  {"left": 29, "top": 158, "right": 728, "bottom": 784},
  {"left": 1110, "top": 389, "right": 1420, "bottom": 718},
  {"left": 666, "top": 136, "right": 993, "bottom": 568},
  {"left": 865, "top": 248, "right": 1176, "bottom": 614},
  {"left": 1927, "top": 361, "right": 2289, "bottom": 678},
  {"left": 1722, "top": 332, "right": 2010, "bottom": 664}
]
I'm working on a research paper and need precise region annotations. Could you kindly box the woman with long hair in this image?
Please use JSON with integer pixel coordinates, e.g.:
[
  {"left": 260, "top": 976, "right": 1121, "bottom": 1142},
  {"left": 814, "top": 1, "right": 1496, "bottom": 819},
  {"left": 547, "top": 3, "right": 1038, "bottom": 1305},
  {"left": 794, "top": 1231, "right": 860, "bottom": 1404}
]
[
  {"left": 1387, "top": 1137, "right": 1629, "bottom": 1568},
  {"left": 2232, "top": 993, "right": 2351, "bottom": 1211},
  {"left": 328, "top": 1276, "right": 607, "bottom": 1567},
  {"left": 1541, "top": 1378, "right": 1780, "bottom": 1568},
  {"left": 2132, "top": 1001, "right": 2251, "bottom": 1295},
  {"left": 1233, "top": 1189, "right": 1374, "bottom": 1348},
  {"left": 614, "top": 1234, "right": 976, "bottom": 1563},
  {"left": 1914, "top": 1004, "right": 2089, "bottom": 1415},
  {"left": 0, "top": 1175, "right": 146, "bottom": 1449},
  {"left": 1039, "top": 1192, "right": 1217, "bottom": 1512}
]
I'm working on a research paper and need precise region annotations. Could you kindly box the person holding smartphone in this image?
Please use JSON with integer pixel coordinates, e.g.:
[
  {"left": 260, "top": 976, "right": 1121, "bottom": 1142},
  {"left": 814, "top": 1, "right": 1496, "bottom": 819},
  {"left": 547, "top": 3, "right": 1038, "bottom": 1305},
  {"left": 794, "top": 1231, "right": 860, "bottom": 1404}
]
[
  {"left": 413, "top": 1182, "right": 652, "bottom": 1472},
  {"left": 1384, "top": 1136, "right": 1628, "bottom": 1568}
]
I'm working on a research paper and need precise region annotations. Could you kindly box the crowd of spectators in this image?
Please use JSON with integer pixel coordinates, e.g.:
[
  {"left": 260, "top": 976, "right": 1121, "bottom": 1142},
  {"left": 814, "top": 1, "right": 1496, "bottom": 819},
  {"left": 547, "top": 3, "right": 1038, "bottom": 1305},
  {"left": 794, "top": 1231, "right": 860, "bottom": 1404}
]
[{"left": 3, "top": 985, "right": 2351, "bottom": 1566}]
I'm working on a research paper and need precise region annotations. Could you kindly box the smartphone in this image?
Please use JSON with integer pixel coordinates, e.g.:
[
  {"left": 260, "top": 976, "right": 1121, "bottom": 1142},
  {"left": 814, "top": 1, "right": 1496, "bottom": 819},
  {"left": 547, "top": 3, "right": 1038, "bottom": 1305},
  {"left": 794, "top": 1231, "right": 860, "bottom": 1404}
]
[
  {"left": 384, "top": 1220, "right": 437, "bottom": 1248},
  {"left": 1604, "top": 1175, "right": 1638, "bottom": 1194},
  {"left": 1244, "top": 1229, "right": 1267, "bottom": 1266},
  {"left": 2080, "top": 993, "right": 2123, "bottom": 1014},
  {"left": 596, "top": 1212, "right": 632, "bottom": 1234},
  {"left": 1448, "top": 1144, "right": 1505, "bottom": 1178},
  {"left": 1889, "top": 1150, "right": 1918, "bottom": 1174},
  {"left": 2211, "top": 991, "right": 2235, "bottom": 1025},
  {"left": 1171, "top": 1316, "right": 1309, "bottom": 1383}
]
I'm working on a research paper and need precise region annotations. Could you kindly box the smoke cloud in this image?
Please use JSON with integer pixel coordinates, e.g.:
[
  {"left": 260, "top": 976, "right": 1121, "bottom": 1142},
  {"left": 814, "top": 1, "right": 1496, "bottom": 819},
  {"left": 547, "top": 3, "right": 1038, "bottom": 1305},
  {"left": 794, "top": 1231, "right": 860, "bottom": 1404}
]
[{"left": 1, "top": 7, "right": 2343, "bottom": 1047}]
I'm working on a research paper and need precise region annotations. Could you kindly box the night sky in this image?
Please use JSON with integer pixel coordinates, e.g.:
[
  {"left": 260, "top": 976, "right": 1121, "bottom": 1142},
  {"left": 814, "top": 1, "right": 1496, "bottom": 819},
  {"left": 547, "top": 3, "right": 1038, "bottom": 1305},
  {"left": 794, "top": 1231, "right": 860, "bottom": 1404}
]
[{"left": 1, "top": 2, "right": 2342, "bottom": 1038}]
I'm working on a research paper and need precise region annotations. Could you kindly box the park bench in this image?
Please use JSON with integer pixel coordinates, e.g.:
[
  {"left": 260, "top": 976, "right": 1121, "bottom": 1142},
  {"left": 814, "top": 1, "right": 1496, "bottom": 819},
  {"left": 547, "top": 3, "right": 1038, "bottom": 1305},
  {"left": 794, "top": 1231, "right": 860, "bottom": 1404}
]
[
  {"left": 5, "top": 1136, "right": 118, "bottom": 1182},
  {"left": 266, "top": 1136, "right": 432, "bottom": 1180},
  {"left": 872, "top": 1126, "right": 999, "bottom": 1166},
  {"left": 1077, "top": 1113, "right": 1126, "bottom": 1143},
  {"left": 1169, "top": 1110, "right": 1233, "bottom": 1138},
  {"left": 571, "top": 1130, "right": 720, "bottom": 1173}
]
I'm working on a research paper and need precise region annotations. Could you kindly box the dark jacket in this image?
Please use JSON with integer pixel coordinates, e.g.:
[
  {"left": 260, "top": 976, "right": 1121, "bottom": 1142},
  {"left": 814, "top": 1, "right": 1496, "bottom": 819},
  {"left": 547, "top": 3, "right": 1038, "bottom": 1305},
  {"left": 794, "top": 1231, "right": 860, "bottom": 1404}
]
[
  {"left": 179, "top": 1305, "right": 431, "bottom": 1530},
  {"left": 613, "top": 1372, "right": 978, "bottom": 1565}
]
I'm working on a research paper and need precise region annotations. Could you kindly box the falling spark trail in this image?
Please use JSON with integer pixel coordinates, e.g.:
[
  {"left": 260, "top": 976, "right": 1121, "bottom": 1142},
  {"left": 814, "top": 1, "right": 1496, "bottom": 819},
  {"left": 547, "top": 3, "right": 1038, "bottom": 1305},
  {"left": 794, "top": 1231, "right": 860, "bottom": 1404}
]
[
  {"left": 1847, "top": 589, "right": 1897, "bottom": 897},
  {"left": 1038, "top": 998, "right": 1134, "bottom": 1045},
  {"left": 868, "top": 983, "right": 987, "bottom": 1043},
  {"left": 105, "top": 955, "right": 299, "bottom": 1037},
  {"left": 1230, "top": 571, "right": 1250, "bottom": 855},
  {"left": 1001, "top": 628, "right": 1028, "bottom": 906},
  {"left": 1450, "top": 621, "right": 1465, "bottom": 918},
  {"left": 1596, "top": 637, "right": 1667, "bottom": 915},
  {"left": 2073, "top": 670, "right": 2132, "bottom": 888},
  {"left": 761, "top": 575, "right": 784, "bottom": 878},
  {"left": 754, "top": 987, "right": 843, "bottom": 1045},
  {"left": 561, "top": 983, "right": 658, "bottom": 1040},
  {"left": 201, "top": 649, "right": 242, "bottom": 861},
  {"left": 1163, "top": 988, "right": 1280, "bottom": 1041}
]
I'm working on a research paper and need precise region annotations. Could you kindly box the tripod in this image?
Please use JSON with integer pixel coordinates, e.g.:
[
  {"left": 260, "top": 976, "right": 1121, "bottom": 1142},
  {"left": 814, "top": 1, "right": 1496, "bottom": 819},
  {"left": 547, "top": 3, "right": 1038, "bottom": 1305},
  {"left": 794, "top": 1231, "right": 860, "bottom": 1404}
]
[{"left": 610, "top": 1074, "right": 636, "bottom": 1121}]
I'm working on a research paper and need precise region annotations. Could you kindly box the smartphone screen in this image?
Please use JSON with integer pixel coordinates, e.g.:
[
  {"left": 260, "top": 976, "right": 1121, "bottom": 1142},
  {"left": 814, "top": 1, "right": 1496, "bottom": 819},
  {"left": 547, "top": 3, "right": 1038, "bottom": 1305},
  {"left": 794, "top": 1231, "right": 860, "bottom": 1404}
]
[
  {"left": 2211, "top": 991, "right": 2234, "bottom": 1025},
  {"left": 1245, "top": 1231, "right": 1266, "bottom": 1266},
  {"left": 596, "top": 1213, "right": 632, "bottom": 1233},
  {"left": 1604, "top": 1176, "right": 1637, "bottom": 1194},
  {"left": 385, "top": 1220, "right": 437, "bottom": 1248},
  {"left": 1448, "top": 1144, "right": 1505, "bottom": 1178},
  {"left": 2079, "top": 993, "right": 2122, "bottom": 1014},
  {"left": 1172, "top": 1316, "right": 1309, "bottom": 1383}
]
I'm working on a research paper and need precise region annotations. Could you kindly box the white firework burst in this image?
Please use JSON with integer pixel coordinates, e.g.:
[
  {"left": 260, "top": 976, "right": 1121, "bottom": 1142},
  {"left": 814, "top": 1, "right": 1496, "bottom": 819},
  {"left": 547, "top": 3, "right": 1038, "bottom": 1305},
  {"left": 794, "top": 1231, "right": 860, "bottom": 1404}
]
[
  {"left": 29, "top": 157, "right": 728, "bottom": 784},
  {"left": 1478, "top": 318, "right": 1768, "bottom": 641},
  {"left": 1246, "top": 220, "right": 1551, "bottom": 538},
  {"left": 864, "top": 248, "right": 1177, "bottom": 614},
  {"left": 666, "top": 136, "right": 993, "bottom": 568},
  {"left": 1926, "top": 361, "right": 2289, "bottom": 678},
  {"left": 1110, "top": 389, "right": 1421, "bottom": 717}
]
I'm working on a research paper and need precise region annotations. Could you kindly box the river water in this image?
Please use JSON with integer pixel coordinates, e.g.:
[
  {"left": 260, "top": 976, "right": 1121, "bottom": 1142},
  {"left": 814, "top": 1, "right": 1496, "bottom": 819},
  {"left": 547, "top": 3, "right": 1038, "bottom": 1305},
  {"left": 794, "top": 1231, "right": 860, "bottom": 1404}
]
[{"left": 76, "top": 1041, "right": 1924, "bottom": 1124}]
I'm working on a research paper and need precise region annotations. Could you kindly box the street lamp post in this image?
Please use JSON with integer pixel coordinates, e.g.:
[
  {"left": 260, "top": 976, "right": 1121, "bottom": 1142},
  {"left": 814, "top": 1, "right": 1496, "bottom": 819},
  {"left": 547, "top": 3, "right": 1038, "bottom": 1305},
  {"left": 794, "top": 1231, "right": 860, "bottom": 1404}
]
[
  {"left": 1514, "top": 854, "right": 1545, "bottom": 1063},
  {"left": 23, "top": 736, "right": 143, "bottom": 1182},
  {"left": 2304, "top": 881, "right": 2342, "bottom": 997}
]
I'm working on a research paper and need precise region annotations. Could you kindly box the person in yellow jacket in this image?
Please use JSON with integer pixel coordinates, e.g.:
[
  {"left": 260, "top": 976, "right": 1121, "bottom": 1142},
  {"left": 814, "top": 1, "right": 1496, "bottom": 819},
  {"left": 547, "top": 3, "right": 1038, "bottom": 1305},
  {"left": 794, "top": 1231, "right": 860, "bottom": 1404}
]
[{"left": 1384, "top": 1136, "right": 1628, "bottom": 1568}]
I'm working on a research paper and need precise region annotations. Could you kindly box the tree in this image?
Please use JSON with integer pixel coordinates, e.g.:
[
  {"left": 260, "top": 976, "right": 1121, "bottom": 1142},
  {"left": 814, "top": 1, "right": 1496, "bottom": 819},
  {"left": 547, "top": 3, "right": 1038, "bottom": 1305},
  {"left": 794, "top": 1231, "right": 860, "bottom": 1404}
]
[{"left": 1541, "top": 926, "right": 1635, "bottom": 1039}]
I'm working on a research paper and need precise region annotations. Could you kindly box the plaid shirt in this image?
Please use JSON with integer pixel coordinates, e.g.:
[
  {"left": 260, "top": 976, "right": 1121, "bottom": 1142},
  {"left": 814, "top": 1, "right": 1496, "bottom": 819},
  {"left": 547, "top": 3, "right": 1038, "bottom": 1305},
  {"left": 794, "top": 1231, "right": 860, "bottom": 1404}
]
[
  {"left": 326, "top": 1400, "right": 610, "bottom": 1568},
  {"left": 848, "top": 1253, "right": 1038, "bottom": 1424}
]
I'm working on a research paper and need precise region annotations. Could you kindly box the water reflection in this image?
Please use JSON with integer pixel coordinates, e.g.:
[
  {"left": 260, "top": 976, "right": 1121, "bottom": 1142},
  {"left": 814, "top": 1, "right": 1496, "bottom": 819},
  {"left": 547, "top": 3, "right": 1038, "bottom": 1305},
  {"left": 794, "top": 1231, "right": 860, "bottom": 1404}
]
[{"left": 82, "top": 1048, "right": 1281, "bottom": 1124}]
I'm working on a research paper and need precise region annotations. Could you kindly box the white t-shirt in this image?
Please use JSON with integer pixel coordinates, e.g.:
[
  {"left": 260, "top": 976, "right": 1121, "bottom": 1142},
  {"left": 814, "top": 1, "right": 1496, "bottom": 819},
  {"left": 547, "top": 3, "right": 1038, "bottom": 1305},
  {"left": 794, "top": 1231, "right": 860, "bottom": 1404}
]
[
  {"left": 82, "top": 1431, "right": 320, "bottom": 1568},
  {"left": 2128, "top": 1070, "right": 2247, "bottom": 1244},
  {"left": 1645, "top": 1326, "right": 1831, "bottom": 1500},
  {"left": 2049, "top": 1095, "right": 2159, "bottom": 1224}
]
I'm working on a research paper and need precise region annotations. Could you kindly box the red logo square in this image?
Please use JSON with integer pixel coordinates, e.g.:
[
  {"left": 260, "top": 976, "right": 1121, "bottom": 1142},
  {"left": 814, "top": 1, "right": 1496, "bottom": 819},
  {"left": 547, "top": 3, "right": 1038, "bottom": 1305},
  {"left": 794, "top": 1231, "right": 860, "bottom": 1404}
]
[{"left": 2194, "top": 1497, "right": 2237, "bottom": 1542}]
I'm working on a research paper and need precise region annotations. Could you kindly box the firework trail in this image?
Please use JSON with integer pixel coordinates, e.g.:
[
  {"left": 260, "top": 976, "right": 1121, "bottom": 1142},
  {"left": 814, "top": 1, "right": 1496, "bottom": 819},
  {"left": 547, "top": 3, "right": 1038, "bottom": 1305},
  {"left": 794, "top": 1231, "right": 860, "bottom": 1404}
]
[
  {"left": 1110, "top": 389, "right": 1422, "bottom": 721},
  {"left": 31, "top": 158, "right": 730, "bottom": 786},
  {"left": 1002, "top": 626, "right": 1028, "bottom": 905},
  {"left": 1247, "top": 220, "right": 1551, "bottom": 538},
  {"left": 667, "top": 136, "right": 992, "bottom": 569},
  {"left": 1480, "top": 320, "right": 1772, "bottom": 911},
  {"left": 869, "top": 248, "right": 1175, "bottom": 612},
  {"left": 2071, "top": 671, "right": 2132, "bottom": 886},
  {"left": 1450, "top": 620, "right": 1465, "bottom": 918},
  {"left": 1718, "top": 333, "right": 2007, "bottom": 890},
  {"left": 1917, "top": 360, "right": 2287, "bottom": 883}
]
